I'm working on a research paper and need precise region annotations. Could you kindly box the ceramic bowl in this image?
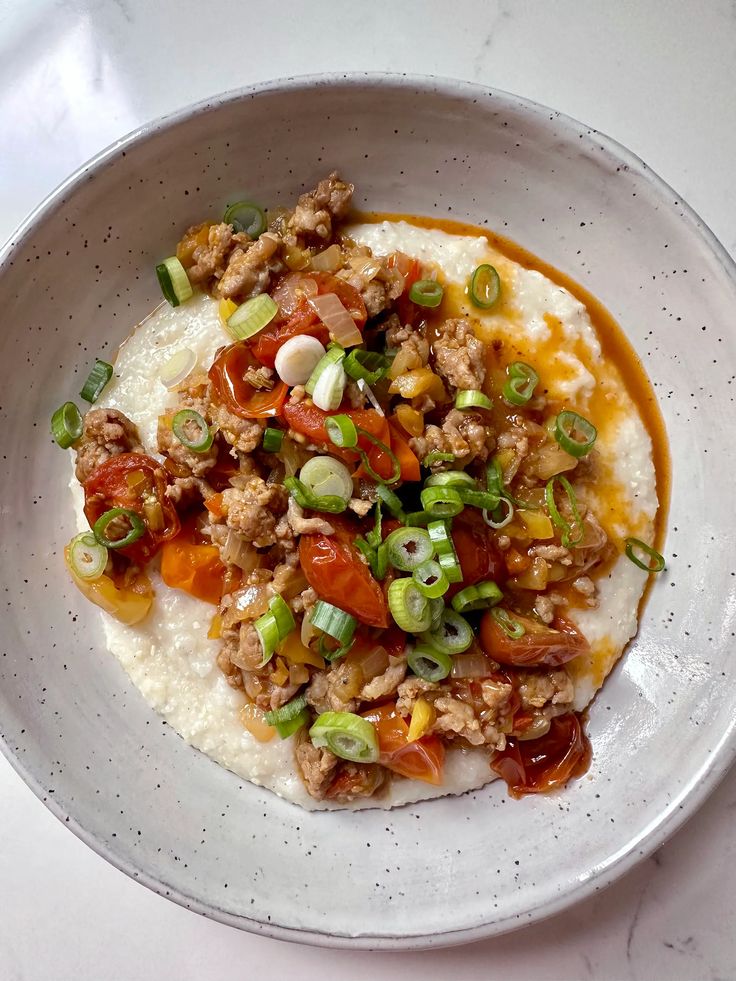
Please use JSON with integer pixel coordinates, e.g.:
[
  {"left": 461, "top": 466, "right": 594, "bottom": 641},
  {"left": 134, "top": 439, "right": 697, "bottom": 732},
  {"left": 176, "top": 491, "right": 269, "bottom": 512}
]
[{"left": 1, "top": 74, "right": 734, "bottom": 949}]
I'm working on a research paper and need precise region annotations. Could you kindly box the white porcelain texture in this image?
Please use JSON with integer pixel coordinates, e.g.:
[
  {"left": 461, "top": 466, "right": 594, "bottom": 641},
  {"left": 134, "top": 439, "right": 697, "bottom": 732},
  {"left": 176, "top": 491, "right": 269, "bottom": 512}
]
[{"left": 0, "top": 75, "right": 734, "bottom": 948}]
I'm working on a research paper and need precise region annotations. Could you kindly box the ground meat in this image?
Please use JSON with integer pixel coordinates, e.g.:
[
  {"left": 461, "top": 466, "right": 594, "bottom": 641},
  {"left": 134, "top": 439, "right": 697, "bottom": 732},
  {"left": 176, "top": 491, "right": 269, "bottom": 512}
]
[
  {"left": 572, "top": 575, "right": 595, "bottom": 596},
  {"left": 281, "top": 496, "right": 334, "bottom": 536},
  {"left": 534, "top": 594, "right": 556, "bottom": 624},
  {"left": 285, "top": 172, "right": 354, "bottom": 247},
  {"left": 481, "top": 678, "right": 514, "bottom": 717},
  {"left": 516, "top": 669, "right": 574, "bottom": 711},
  {"left": 165, "top": 475, "right": 215, "bottom": 507},
  {"left": 229, "top": 622, "right": 263, "bottom": 672},
  {"left": 156, "top": 414, "right": 218, "bottom": 477},
  {"left": 208, "top": 400, "right": 265, "bottom": 453},
  {"left": 384, "top": 316, "right": 414, "bottom": 348},
  {"left": 348, "top": 497, "right": 373, "bottom": 517},
  {"left": 295, "top": 735, "right": 339, "bottom": 800},
  {"left": 360, "top": 656, "right": 407, "bottom": 701},
  {"left": 74, "top": 408, "right": 143, "bottom": 483},
  {"left": 290, "top": 585, "right": 317, "bottom": 615},
  {"left": 221, "top": 476, "right": 288, "bottom": 547},
  {"left": 325, "top": 762, "right": 388, "bottom": 802},
  {"left": 185, "top": 222, "right": 236, "bottom": 284},
  {"left": 217, "top": 641, "right": 244, "bottom": 690},
  {"left": 432, "top": 318, "right": 486, "bottom": 391},
  {"left": 305, "top": 661, "right": 360, "bottom": 715},
  {"left": 496, "top": 427, "right": 530, "bottom": 483},
  {"left": 395, "top": 331, "right": 430, "bottom": 370},
  {"left": 531, "top": 544, "right": 573, "bottom": 565},
  {"left": 410, "top": 408, "right": 491, "bottom": 465},
  {"left": 395, "top": 677, "right": 440, "bottom": 715},
  {"left": 217, "top": 232, "right": 283, "bottom": 300},
  {"left": 432, "top": 695, "right": 485, "bottom": 746}
]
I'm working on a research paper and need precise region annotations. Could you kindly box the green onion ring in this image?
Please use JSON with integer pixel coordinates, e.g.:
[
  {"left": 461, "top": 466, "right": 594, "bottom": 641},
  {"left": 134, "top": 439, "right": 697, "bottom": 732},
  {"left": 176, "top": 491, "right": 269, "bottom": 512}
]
[
  {"left": 387, "top": 577, "right": 432, "bottom": 633},
  {"left": 262, "top": 427, "right": 284, "bottom": 452},
  {"left": 420, "top": 486, "right": 464, "bottom": 517},
  {"left": 223, "top": 200, "right": 267, "bottom": 238},
  {"left": 356, "top": 428, "right": 401, "bottom": 485},
  {"left": 554, "top": 410, "right": 597, "bottom": 458},
  {"left": 451, "top": 580, "right": 503, "bottom": 613},
  {"left": 423, "top": 450, "right": 455, "bottom": 467},
  {"left": 93, "top": 507, "right": 146, "bottom": 549},
  {"left": 455, "top": 389, "right": 493, "bottom": 411},
  {"left": 407, "top": 643, "right": 453, "bottom": 682},
  {"left": 468, "top": 264, "right": 501, "bottom": 309},
  {"left": 68, "top": 532, "right": 108, "bottom": 581},
  {"left": 172, "top": 409, "right": 213, "bottom": 452},
  {"left": 80, "top": 359, "right": 114, "bottom": 404},
  {"left": 420, "top": 608, "right": 473, "bottom": 654},
  {"left": 325, "top": 413, "right": 359, "bottom": 448},
  {"left": 385, "top": 527, "right": 434, "bottom": 571},
  {"left": 625, "top": 537, "right": 665, "bottom": 573},
  {"left": 545, "top": 475, "right": 585, "bottom": 548},
  {"left": 502, "top": 362, "right": 539, "bottom": 406},
  {"left": 310, "top": 600, "right": 357, "bottom": 646},
  {"left": 283, "top": 476, "right": 348, "bottom": 514},
  {"left": 343, "top": 349, "right": 389, "bottom": 385},
  {"left": 425, "top": 471, "right": 476, "bottom": 489},
  {"left": 51, "top": 401, "right": 83, "bottom": 449},
  {"left": 376, "top": 484, "right": 406, "bottom": 519},
  {"left": 409, "top": 279, "right": 444, "bottom": 308},
  {"left": 309, "top": 711, "right": 379, "bottom": 763},
  {"left": 483, "top": 497, "right": 515, "bottom": 529},
  {"left": 491, "top": 607, "right": 526, "bottom": 640},
  {"left": 412, "top": 560, "right": 449, "bottom": 599}
]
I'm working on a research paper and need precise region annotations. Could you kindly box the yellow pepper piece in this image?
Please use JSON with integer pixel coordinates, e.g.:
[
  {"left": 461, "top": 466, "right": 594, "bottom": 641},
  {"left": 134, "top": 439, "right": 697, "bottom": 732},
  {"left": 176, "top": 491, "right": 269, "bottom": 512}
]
[
  {"left": 407, "top": 697, "right": 436, "bottom": 742},
  {"left": 64, "top": 546, "right": 153, "bottom": 625},
  {"left": 271, "top": 656, "right": 290, "bottom": 687},
  {"left": 218, "top": 298, "right": 238, "bottom": 326},
  {"left": 505, "top": 510, "right": 555, "bottom": 542},
  {"left": 388, "top": 367, "right": 446, "bottom": 400},
  {"left": 279, "top": 631, "right": 326, "bottom": 669},
  {"left": 394, "top": 404, "right": 425, "bottom": 437},
  {"left": 208, "top": 613, "right": 222, "bottom": 640},
  {"left": 240, "top": 703, "right": 276, "bottom": 742}
]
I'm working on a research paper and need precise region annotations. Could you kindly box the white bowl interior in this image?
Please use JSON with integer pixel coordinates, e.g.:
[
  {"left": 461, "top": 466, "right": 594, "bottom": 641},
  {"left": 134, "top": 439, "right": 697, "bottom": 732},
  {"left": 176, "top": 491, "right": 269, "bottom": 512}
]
[{"left": 1, "top": 76, "right": 734, "bottom": 947}]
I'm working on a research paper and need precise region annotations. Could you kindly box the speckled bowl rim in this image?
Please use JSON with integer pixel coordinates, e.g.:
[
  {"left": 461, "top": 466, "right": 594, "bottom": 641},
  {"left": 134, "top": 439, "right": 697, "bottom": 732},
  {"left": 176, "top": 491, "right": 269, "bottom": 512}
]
[{"left": 1, "top": 72, "right": 735, "bottom": 949}]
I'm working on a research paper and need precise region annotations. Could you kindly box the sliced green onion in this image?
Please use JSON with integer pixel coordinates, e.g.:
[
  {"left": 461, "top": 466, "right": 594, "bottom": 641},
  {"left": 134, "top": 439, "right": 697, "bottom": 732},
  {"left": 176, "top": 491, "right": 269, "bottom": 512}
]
[
  {"left": 503, "top": 362, "right": 539, "bottom": 406},
  {"left": 491, "top": 607, "right": 526, "bottom": 640},
  {"left": 457, "top": 487, "right": 501, "bottom": 511},
  {"left": 483, "top": 497, "right": 515, "bottom": 529},
  {"left": 305, "top": 345, "right": 345, "bottom": 396},
  {"left": 265, "top": 693, "right": 310, "bottom": 738},
  {"left": 80, "top": 359, "right": 113, "bottom": 404},
  {"left": 376, "top": 484, "right": 406, "bottom": 519},
  {"left": 343, "top": 349, "right": 389, "bottom": 385},
  {"left": 156, "top": 256, "right": 193, "bottom": 307},
  {"left": 420, "top": 609, "right": 473, "bottom": 654},
  {"left": 226, "top": 293, "right": 278, "bottom": 341},
  {"left": 325, "top": 413, "right": 358, "bottom": 448},
  {"left": 424, "top": 450, "right": 455, "bottom": 467},
  {"left": 299, "top": 456, "right": 353, "bottom": 502},
  {"left": 159, "top": 347, "right": 197, "bottom": 389},
  {"left": 388, "top": 577, "right": 432, "bottom": 633},
  {"left": 385, "top": 527, "right": 434, "bottom": 571},
  {"left": 429, "top": 597, "right": 445, "bottom": 629},
  {"left": 554, "top": 410, "right": 597, "bottom": 458},
  {"left": 412, "top": 560, "right": 449, "bottom": 599},
  {"left": 545, "top": 475, "right": 584, "bottom": 548},
  {"left": 255, "top": 594, "right": 296, "bottom": 667},
  {"left": 365, "top": 501, "right": 383, "bottom": 549},
  {"left": 404, "top": 510, "right": 432, "bottom": 527},
  {"left": 309, "top": 711, "right": 379, "bottom": 763},
  {"left": 451, "top": 580, "right": 502, "bottom": 613},
  {"left": 455, "top": 389, "right": 493, "bottom": 411},
  {"left": 171, "top": 409, "right": 213, "bottom": 452},
  {"left": 312, "top": 360, "right": 347, "bottom": 412},
  {"left": 625, "top": 537, "right": 665, "bottom": 573},
  {"left": 420, "top": 486, "right": 464, "bottom": 517},
  {"left": 93, "top": 507, "right": 145, "bottom": 549},
  {"left": 373, "top": 541, "right": 389, "bottom": 580},
  {"left": 223, "top": 200, "right": 267, "bottom": 238},
  {"left": 407, "top": 643, "right": 453, "bottom": 683},
  {"left": 68, "top": 532, "right": 108, "bottom": 581},
  {"left": 51, "top": 401, "right": 83, "bottom": 449},
  {"left": 409, "top": 279, "right": 444, "bottom": 308},
  {"left": 428, "top": 519, "right": 463, "bottom": 583},
  {"left": 262, "top": 427, "right": 284, "bottom": 452},
  {"left": 310, "top": 600, "right": 357, "bottom": 647},
  {"left": 356, "top": 428, "right": 401, "bottom": 486},
  {"left": 283, "top": 476, "right": 348, "bottom": 514},
  {"left": 425, "top": 471, "right": 476, "bottom": 489},
  {"left": 468, "top": 264, "right": 501, "bottom": 309}
]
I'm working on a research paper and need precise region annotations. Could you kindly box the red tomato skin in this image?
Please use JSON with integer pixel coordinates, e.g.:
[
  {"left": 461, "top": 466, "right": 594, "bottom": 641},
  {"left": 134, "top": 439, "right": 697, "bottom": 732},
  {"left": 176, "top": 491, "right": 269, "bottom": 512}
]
[
  {"left": 252, "top": 303, "right": 329, "bottom": 368},
  {"left": 490, "top": 713, "right": 592, "bottom": 798},
  {"left": 208, "top": 341, "right": 288, "bottom": 419},
  {"left": 83, "top": 452, "right": 180, "bottom": 565},
  {"left": 361, "top": 703, "right": 445, "bottom": 785},
  {"left": 299, "top": 516, "right": 389, "bottom": 628},
  {"left": 449, "top": 511, "right": 507, "bottom": 596},
  {"left": 479, "top": 611, "right": 590, "bottom": 668}
]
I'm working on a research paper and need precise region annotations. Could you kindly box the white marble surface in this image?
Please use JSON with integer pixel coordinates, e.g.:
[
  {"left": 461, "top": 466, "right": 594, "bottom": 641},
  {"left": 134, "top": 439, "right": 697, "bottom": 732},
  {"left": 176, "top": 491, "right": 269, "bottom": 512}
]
[{"left": 1, "top": 0, "right": 735, "bottom": 978}]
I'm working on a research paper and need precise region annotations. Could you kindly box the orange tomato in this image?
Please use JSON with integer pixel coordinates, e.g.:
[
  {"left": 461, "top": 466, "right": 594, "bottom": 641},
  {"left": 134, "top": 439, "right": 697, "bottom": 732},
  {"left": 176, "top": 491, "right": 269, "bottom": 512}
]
[
  {"left": 362, "top": 702, "right": 445, "bottom": 785},
  {"left": 160, "top": 519, "right": 228, "bottom": 605},
  {"left": 208, "top": 341, "right": 288, "bottom": 419}
]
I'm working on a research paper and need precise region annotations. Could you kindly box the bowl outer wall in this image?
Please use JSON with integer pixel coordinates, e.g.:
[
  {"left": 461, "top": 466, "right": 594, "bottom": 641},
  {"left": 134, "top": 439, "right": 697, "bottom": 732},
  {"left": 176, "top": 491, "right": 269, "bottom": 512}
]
[{"left": 0, "top": 74, "right": 734, "bottom": 948}]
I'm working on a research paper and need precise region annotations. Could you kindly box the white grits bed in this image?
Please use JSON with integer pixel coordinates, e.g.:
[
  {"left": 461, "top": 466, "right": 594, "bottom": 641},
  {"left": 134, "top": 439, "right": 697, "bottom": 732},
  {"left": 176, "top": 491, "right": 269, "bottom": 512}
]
[{"left": 70, "top": 219, "right": 659, "bottom": 810}]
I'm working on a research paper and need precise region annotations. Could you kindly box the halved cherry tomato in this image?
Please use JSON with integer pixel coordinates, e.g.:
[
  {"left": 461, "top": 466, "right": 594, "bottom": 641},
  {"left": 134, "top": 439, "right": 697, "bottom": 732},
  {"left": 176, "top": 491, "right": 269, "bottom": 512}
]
[
  {"left": 299, "top": 515, "right": 388, "bottom": 628},
  {"left": 449, "top": 510, "right": 507, "bottom": 596},
  {"left": 309, "top": 272, "right": 367, "bottom": 328},
  {"left": 160, "top": 517, "right": 229, "bottom": 605},
  {"left": 252, "top": 301, "right": 329, "bottom": 369},
  {"left": 83, "top": 452, "right": 180, "bottom": 565},
  {"left": 490, "top": 713, "right": 591, "bottom": 798},
  {"left": 387, "top": 421, "right": 420, "bottom": 483},
  {"left": 325, "top": 763, "right": 386, "bottom": 800},
  {"left": 361, "top": 702, "right": 445, "bottom": 785},
  {"left": 208, "top": 341, "right": 288, "bottom": 419},
  {"left": 479, "top": 611, "right": 590, "bottom": 668}
]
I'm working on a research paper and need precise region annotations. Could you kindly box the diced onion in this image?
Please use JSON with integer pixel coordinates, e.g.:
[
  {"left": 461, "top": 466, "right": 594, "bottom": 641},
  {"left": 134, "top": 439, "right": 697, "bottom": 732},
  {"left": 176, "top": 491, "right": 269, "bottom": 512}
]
[
  {"left": 348, "top": 255, "right": 383, "bottom": 280},
  {"left": 275, "top": 334, "right": 326, "bottom": 386},
  {"left": 160, "top": 348, "right": 197, "bottom": 389},
  {"left": 308, "top": 293, "right": 362, "bottom": 347},
  {"left": 451, "top": 650, "right": 494, "bottom": 679},
  {"left": 309, "top": 244, "right": 343, "bottom": 273},
  {"left": 221, "top": 530, "right": 260, "bottom": 572},
  {"left": 356, "top": 378, "right": 385, "bottom": 416}
]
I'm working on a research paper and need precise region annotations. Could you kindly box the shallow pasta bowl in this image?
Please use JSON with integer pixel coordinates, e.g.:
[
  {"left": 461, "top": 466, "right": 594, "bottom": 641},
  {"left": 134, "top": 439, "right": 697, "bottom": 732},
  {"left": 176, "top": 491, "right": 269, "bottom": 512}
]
[{"left": 1, "top": 73, "right": 735, "bottom": 948}]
